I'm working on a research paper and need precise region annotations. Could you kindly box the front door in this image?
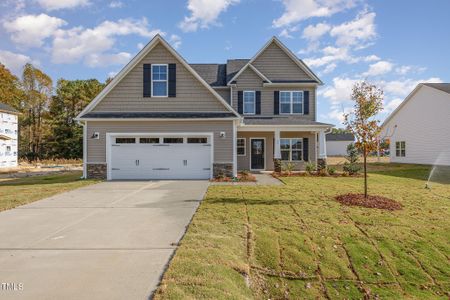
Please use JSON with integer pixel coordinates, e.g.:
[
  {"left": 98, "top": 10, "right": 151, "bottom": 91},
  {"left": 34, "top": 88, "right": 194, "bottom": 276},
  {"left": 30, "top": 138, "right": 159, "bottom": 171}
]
[{"left": 251, "top": 139, "right": 265, "bottom": 170}]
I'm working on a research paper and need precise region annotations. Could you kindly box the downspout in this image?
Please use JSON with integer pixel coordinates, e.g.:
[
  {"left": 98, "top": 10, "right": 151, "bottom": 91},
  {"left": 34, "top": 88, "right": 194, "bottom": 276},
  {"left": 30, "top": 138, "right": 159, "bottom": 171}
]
[{"left": 80, "top": 120, "right": 87, "bottom": 179}]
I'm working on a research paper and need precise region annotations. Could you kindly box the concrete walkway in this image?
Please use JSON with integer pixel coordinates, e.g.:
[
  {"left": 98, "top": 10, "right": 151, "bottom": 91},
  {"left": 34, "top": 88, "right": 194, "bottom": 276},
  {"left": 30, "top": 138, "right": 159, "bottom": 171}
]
[{"left": 0, "top": 180, "right": 209, "bottom": 300}]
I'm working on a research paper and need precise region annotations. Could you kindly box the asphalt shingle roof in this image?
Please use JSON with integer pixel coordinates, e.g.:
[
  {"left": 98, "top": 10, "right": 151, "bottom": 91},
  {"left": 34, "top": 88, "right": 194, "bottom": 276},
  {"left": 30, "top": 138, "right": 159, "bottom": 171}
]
[
  {"left": 326, "top": 133, "right": 355, "bottom": 141},
  {"left": 190, "top": 64, "right": 226, "bottom": 86},
  {"left": 423, "top": 83, "right": 450, "bottom": 95},
  {"left": 243, "top": 117, "right": 333, "bottom": 126},
  {"left": 81, "top": 112, "right": 236, "bottom": 119},
  {"left": 0, "top": 102, "right": 19, "bottom": 114}
]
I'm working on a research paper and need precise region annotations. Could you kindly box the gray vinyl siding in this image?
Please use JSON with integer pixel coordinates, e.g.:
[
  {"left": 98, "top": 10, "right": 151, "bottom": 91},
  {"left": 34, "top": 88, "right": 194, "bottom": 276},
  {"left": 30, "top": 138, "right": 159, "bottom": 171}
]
[
  {"left": 215, "top": 88, "right": 231, "bottom": 104},
  {"left": 237, "top": 131, "right": 316, "bottom": 171},
  {"left": 86, "top": 121, "right": 233, "bottom": 163},
  {"left": 93, "top": 43, "right": 228, "bottom": 112},
  {"left": 232, "top": 67, "right": 316, "bottom": 120},
  {"left": 252, "top": 42, "right": 313, "bottom": 81}
]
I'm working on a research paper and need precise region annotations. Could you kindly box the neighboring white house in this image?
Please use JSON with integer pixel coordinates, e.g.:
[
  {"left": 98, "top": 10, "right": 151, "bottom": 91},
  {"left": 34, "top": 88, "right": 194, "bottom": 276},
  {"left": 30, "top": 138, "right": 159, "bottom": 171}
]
[
  {"left": 382, "top": 83, "right": 450, "bottom": 166},
  {"left": 0, "top": 103, "right": 19, "bottom": 168},
  {"left": 326, "top": 133, "right": 354, "bottom": 156}
]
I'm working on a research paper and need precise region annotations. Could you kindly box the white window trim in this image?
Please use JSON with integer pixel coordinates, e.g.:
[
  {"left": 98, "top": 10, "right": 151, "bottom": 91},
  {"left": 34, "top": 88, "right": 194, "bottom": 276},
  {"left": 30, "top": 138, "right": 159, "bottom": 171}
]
[
  {"left": 280, "top": 138, "right": 303, "bottom": 161},
  {"left": 237, "top": 137, "right": 246, "bottom": 156},
  {"left": 279, "top": 91, "right": 304, "bottom": 115},
  {"left": 243, "top": 90, "right": 256, "bottom": 115},
  {"left": 151, "top": 64, "right": 168, "bottom": 97}
]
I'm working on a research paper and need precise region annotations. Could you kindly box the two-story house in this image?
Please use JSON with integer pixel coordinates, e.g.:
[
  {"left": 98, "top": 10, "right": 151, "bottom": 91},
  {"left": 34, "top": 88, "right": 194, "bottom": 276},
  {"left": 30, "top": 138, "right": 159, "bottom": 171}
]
[
  {"left": 76, "top": 35, "right": 333, "bottom": 180},
  {"left": 0, "top": 103, "right": 19, "bottom": 168}
]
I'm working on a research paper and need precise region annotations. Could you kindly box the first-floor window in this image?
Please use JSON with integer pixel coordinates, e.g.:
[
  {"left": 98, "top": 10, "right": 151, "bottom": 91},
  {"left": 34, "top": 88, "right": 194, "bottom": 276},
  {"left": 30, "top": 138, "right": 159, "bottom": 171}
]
[
  {"left": 280, "top": 138, "right": 303, "bottom": 161},
  {"left": 396, "top": 141, "right": 406, "bottom": 157},
  {"left": 237, "top": 138, "right": 246, "bottom": 155}
]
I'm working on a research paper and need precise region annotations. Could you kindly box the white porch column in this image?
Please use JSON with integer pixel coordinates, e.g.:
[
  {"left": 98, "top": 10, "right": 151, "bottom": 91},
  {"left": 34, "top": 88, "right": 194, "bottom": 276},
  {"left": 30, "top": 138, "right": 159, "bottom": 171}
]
[
  {"left": 318, "top": 130, "right": 327, "bottom": 159},
  {"left": 274, "top": 128, "right": 281, "bottom": 159}
]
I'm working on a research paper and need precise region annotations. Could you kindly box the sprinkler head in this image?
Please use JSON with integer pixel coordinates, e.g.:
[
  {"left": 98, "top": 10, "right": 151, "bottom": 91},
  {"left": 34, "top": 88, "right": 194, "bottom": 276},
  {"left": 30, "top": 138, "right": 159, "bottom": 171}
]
[{"left": 425, "top": 183, "right": 430, "bottom": 189}]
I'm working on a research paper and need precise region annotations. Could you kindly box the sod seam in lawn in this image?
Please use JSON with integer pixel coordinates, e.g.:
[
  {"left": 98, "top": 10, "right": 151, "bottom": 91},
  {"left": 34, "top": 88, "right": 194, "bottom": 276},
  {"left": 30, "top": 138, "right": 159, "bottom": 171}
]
[{"left": 154, "top": 164, "right": 450, "bottom": 299}]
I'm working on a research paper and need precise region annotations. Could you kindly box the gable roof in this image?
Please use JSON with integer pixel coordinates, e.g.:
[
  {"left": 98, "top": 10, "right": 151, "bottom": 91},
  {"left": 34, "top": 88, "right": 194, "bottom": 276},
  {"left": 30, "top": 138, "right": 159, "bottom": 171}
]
[
  {"left": 76, "top": 34, "right": 240, "bottom": 120},
  {"left": 382, "top": 83, "right": 450, "bottom": 127},
  {"left": 0, "top": 102, "right": 19, "bottom": 114},
  {"left": 423, "top": 83, "right": 450, "bottom": 94},
  {"left": 326, "top": 133, "right": 354, "bottom": 141},
  {"left": 227, "top": 36, "right": 323, "bottom": 85}
]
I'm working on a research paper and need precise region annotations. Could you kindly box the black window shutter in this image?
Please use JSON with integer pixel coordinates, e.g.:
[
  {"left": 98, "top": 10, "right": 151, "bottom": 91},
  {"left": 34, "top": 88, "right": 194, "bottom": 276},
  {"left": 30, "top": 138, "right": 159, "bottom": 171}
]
[
  {"left": 274, "top": 91, "right": 279, "bottom": 115},
  {"left": 255, "top": 91, "right": 261, "bottom": 115},
  {"left": 143, "top": 64, "right": 151, "bottom": 97},
  {"left": 303, "top": 138, "right": 309, "bottom": 161},
  {"left": 303, "top": 91, "right": 309, "bottom": 114},
  {"left": 168, "top": 64, "right": 176, "bottom": 97},
  {"left": 238, "top": 91, "right": 243, "bottom": 114}
]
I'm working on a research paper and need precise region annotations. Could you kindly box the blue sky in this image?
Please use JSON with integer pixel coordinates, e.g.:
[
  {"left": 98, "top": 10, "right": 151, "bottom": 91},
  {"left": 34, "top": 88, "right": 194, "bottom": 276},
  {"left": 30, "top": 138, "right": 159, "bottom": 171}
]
[{"left": 1, "top": 0, "right": 449, "bottom": 125}]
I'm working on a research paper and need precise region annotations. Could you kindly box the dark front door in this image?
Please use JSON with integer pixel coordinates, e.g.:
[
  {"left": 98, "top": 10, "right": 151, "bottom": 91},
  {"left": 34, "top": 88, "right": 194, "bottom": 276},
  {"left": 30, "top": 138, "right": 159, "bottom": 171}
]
[{"left": 251, "top": 139, "right": 265, "bottom": 170}]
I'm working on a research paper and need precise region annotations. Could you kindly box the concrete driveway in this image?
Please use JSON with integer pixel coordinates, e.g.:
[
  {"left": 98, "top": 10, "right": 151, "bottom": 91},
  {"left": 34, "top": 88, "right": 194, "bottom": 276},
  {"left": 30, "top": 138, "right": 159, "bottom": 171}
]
[{"left": 0, "top": 180, "right": 209, "bottom": 300}]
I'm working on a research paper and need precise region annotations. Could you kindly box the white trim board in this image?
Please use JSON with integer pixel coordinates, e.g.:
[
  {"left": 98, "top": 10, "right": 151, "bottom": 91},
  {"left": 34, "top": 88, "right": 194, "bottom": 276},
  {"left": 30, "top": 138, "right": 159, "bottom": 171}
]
[
  {"left": 105, "top": 132, "right": 214, "bottom": 180},
  {"left": 76, "top": 34, "right": 241, "bottom": 120}
]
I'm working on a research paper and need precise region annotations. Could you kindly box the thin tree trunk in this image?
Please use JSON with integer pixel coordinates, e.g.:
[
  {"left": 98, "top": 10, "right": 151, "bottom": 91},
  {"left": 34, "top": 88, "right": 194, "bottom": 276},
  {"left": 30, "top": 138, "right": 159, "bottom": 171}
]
[{"left": 364, "top": 143, "right": 367, "bottom": 199}]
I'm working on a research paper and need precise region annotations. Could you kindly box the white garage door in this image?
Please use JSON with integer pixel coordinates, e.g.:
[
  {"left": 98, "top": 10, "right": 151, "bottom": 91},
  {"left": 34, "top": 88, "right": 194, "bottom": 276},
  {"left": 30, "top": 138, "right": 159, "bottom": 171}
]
[{"left": 109, "top": 135, "right": 212, "bottom": 180}]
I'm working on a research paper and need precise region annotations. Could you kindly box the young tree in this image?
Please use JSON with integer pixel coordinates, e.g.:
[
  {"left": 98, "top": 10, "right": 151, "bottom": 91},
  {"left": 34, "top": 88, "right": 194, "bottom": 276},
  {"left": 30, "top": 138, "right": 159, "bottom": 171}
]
[{"left": 344, "top": 81, "right": 383, "bottom": 198}]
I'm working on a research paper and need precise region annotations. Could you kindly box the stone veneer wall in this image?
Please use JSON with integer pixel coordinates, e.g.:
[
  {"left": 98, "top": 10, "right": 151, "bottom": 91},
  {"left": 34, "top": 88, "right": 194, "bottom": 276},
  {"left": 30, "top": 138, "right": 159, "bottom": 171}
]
[
  {"left": 213, "top": 163, "right": 233, "bottom": 178},
  {"left": 87, "top": 163, "right": 107, "bottom": 179}
]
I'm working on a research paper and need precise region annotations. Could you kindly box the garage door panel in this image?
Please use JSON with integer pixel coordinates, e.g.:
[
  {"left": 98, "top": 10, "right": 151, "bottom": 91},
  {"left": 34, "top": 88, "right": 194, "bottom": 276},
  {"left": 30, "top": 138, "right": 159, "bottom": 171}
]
[{"left": 110, "top": 136, "right": 212, "bottom": 180}]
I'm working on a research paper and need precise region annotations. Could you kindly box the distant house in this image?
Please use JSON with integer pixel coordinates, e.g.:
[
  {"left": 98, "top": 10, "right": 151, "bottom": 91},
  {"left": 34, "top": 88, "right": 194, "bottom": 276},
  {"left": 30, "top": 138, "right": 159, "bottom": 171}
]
[
  {"left": 0, "top": 103, "right": 19, "bottom": 168},
  {"left": 382, "top": 83, "right": 450, "bottom": 166},
  {"left": 326, "top": 133, "right": 354, "bottom": 156}
]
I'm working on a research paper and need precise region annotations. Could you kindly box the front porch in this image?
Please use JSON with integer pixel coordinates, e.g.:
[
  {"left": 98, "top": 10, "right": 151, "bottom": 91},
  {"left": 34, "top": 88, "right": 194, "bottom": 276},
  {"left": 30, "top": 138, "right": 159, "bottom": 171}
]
[{"left": 236, "top": 127, "right": 329, "bottom": 172}]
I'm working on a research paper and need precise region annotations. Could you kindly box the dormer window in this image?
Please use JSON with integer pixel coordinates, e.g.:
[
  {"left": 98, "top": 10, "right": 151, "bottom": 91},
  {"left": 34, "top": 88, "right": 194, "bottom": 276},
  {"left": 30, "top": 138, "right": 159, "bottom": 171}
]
[
  {"left": 243, "top": 91, "right": 256, "bottom": 115},
  {"left": 280, "top": 91, "right": 303, "bottom": 114},
  {"left": 151, "top": 64, "right": 168, "bottom": 97}
]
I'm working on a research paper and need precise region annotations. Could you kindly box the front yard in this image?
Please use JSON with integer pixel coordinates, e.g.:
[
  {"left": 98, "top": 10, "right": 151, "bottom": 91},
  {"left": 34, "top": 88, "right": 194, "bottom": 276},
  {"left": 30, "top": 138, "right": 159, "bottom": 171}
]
[
  {"left": 0, "top": 171, "right": 99, "bottom": 211},
  {"left": 155, "top": 164, "right": 450, "bottom": 299}
]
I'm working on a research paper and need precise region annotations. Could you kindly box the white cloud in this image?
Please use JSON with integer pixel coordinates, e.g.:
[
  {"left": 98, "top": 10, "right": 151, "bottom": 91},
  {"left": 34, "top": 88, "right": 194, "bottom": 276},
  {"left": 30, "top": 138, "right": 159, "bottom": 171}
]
[
  {"left": 179, "top": 0, "right": 240, "bottom": 32},
  {"left": 169, "top": 34, "right": 182, "bottom": 49},
  {"left": 383, "top": 98, "right": 402, "bottom": 113},
  {"left": 395, "top": 65, "right": 426, "bottom": 75},
  {"left": 273, "top": 0, "right": 356, "bottom": 28},
  {"left": 51, "top": 18, "right": 163, "bottom": 66},
  {"left": 36, "top": 0, "right": 90, "bottom": 10},
  {"left": 380, "top": 77, "right": 442, "bottom": 97},
  {"left": 109, "top": 1, "right": 123, "bottom": 8},
  {"left": 107, "top": 70, "right": 118, "bottom": 78},
  {"left": 137, "top": 42, "right": 144, "bottom": 50},
  {"left": 363, "top": 54, "right": 380, "bottom": 62},
  {"left": 362, "top": 60, "right": 393, "bottom": 77},
  {"left": 320, "top": 76, "right": 359, "bottom": 105},
  {"left": 322, "top": 62, "right": 337, "bottom": 74},
  {"left": 329, "top": 10, "right": 376, "bottom": 48},
  {"left": 3, "top": 14, "right": 67, "bottom": 48},
  {"left": 85, "top": 52, "right": 131, "bottom": 67},
  {"left": 304, "top": 46, "right": 358, "bottom": 67},
  {"left": 302, "top": 22, "right": 330, "bottom": 40},
  {"left": 0, "top": 50, "right": 33, "bottom": 75}
]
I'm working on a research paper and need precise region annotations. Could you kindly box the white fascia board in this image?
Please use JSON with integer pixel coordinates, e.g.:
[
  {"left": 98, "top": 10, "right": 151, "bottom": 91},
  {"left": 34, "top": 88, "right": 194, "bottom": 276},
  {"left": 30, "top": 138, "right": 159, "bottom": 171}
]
[
  {"left": 77, "top": 34, "right": 240, "bottom": 119},
  {"left": 263, "top": 82, "right": 319, "bottom": 88},
  {"left": 237, "top": 124, "right": 333, "bottom": 132},
  {"left": 76, "top": 118, "right": 240, "bottom": 122}
]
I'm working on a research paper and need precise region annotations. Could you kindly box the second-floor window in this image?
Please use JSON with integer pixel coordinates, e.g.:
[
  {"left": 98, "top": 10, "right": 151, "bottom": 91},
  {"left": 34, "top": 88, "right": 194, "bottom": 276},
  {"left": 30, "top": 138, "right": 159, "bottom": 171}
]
[
  {"left": 243, "top": 91, "right": 256, "bottom": 115},
  {"left": 152, "top": 64, "right": 168, "bottom": 97},
  {"left": 280, "top": 91, "right": 303, "bottom": 114}
]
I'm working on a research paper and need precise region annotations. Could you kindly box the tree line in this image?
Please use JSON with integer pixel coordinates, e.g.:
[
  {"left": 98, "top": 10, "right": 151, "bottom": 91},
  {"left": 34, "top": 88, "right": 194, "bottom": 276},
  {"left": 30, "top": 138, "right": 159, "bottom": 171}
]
[{"left": 0, "top": 63, "right": 108, "bottom": 161}]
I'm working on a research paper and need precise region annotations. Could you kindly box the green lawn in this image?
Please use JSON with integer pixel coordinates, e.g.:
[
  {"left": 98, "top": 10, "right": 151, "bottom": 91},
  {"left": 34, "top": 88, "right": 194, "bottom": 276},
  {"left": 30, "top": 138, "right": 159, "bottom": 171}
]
[
  {"left": 155, "top": 164, "right": 450, "bottom": 299},
  {"left": 0, "top": 171, "right": 99, "bottom": 211}
]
